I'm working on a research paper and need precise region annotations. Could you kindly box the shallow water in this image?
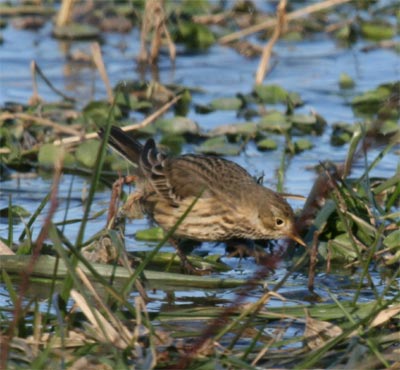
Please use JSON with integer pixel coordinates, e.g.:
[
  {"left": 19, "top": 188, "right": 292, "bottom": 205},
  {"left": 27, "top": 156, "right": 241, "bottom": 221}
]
[{"left": 0, "top": 3, "right": 399, "bottom": 311}]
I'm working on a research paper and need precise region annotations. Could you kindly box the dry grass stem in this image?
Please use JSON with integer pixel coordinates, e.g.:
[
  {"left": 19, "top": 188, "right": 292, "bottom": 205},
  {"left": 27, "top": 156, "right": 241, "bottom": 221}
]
[
  {"left": 139, "top": 0, "right": 175, "bottom": 65},
  {"left": 53, "top": 94, "right": 181, "bottom": 146},
  {"left": 220, "top": 0, "right": 352, "bottom": 44},
  {"left": 255, "top": 0, "right": 287, "bottom": 85},
  {"left": 0, "top": 240, "right": 15, "bottom": 255},
  {"left": 193, "top": 13, "right": 228, "bottom": 25},
  {"left": 91, "top": 42, "right": 113, "bottom": 103},
  {"left": 1, "top": 161, "right": 62, "bottom": 369},
  {"left": 0, "top": 112, "right": 81, "bottom": 137},
  {"left": 70, "top": 290, "right": 132, "bottom": 348},
  {"left": 75, "top": 267, "right": 134, "bottom": 342},
  {"left": 55, "top": 0, "right": 75, "bottom": 27},
  {"left": 29, "top": 60, "right": 41, "bottom": 105}
]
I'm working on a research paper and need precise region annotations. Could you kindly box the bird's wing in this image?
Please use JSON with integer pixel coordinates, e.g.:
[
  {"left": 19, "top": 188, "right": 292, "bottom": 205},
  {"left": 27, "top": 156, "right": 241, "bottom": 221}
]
[
  {"left": 99, "top": 126, "right": 143, "bottom": 165},
  {"left": 140, "top": 142, "right": 255, "bottom": 205}
]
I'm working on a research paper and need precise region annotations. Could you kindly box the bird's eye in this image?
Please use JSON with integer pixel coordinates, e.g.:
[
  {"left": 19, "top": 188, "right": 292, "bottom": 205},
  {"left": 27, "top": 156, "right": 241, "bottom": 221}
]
[{"left": 275, "top": 218, "right": 285, "bottom": 227}]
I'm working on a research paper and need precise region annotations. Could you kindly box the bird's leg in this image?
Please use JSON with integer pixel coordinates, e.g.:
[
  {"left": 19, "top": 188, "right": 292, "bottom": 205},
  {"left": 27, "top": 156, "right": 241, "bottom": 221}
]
[
  {"left": 168, "top": 238, "right": 212, "bottom": 276},
  {"left": 226, "top": 239, "right": 255, "bottom": 259}
]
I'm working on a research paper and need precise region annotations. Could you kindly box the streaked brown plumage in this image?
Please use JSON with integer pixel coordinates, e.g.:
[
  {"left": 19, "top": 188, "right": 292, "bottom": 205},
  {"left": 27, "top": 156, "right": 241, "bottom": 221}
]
[{"left": 99, "top": 126, "right": 305, "bottom": 247}]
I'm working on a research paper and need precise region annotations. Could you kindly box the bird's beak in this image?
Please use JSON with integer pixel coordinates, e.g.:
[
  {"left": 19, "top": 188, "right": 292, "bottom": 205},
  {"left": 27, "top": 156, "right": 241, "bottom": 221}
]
[{"left": 289, "top": 231, "right": 306, "bottom": 247}]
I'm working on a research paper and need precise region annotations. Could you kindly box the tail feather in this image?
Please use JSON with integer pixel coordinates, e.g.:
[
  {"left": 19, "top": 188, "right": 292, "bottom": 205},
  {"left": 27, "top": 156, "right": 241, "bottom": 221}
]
[{"left": 98, "top": 126, "right": 143, "bottom": 165}]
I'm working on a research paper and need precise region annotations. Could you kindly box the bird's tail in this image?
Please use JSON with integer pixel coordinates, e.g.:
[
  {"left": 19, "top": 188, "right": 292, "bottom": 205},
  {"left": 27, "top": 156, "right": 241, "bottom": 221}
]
[{"left": 98, "top": 126, "right": 144, "bottom": 165}]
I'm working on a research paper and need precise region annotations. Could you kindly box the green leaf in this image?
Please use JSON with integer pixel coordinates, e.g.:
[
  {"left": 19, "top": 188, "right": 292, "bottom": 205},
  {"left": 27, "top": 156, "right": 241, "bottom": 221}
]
[
  {"left": 258, "top": 111, "right": 291, "bottom": 132},
  {"left": 209, "top": 97, "right": 243, "bottom": 111},
  {"left": 0, "top": 205, "right": 30, "bottom": 219},
  {"left": 339, "top": 73, "right": 355, "bottom": 89},
  {"left": 256, "top": 138, "right": 278, "bottom": 151},
  {"left": 254, "top": 84, "right": 288, "bottom": 104},
  {"left": 383, "top": 230, "right": 400, "bottom": 250},
  {"left": 136, "top": 227, "right": 165, "bottom": 241},
  {"left": 351, "top": 86, "right": 391, "bottom": 115},
  {"left": 176, "top": 22, "right": 215, "bottom": 49},
  {"left": 290, "top": 113, "right": 316, "bottom": 125},
  {"left": 294, "top": 138, "right": 313, "bottom": 153},
  {"left": 83, "top": 100, "right": 122, "bottom": 125},
  {"left": 209, "top": 122, "right": 258, "bottom": 137},
  {"left": 156, "top": 116, "right": 200, "bottom": 135},
  {"left": 361, "top": 21, "right": 395, "bottom": 41},
  {"left": 160, "top": 134, "right": 185, "bottom": 155},
  {"left": 38, "top": 144, "right": 73, "bottom": 166},
  {"left": 53, "top": 22, "right": 100, "bottom": 40},
  {"left": 75, "top": 140, "right": 101, "bottom": 168},
  {"left": 325, "top": 234, "right": 361, "bottom": 261},
  {"left": 379, "top": 120, "right": 400, "bottom": 136},
  {"left": 196, "top": 136, "right": 242, "bottom": 156}
]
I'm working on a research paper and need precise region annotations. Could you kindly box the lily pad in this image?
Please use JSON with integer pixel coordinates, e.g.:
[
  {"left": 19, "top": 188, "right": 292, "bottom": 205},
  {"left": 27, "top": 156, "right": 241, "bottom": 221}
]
[
  {"left": 256, "top": 138, "right": 278, "bottom": 151},
  {"left": 109, "top": 156, "right": 132, "bottom": 172},
  {"left": 294, "top": 138, "right": 313, "bottom": 153},
  {"left": 254, "top": 84, "right": 288, "bottom": 104},
  {"left": 194, "top": 103, "right": 214, "bottom": 114},
  {"left": 334, "top": 24, "right": 355, "bottom": 41},
  {"left": 290, "top": 113, "right": 326, "bottom": 135},
  {"left": 114, "top": 93, "right": 152, "bottom": 112},
  {"left": 379, "top": 120, "right": 400, "bottom": 136},
  {"left": 134, "top": 124, "right": 157, "bottom": 137},
  {"left": 0, "top": 205, "right": 30, "bottom": 219},
  {"left": 196, "top": 136, "right": 242, "bottom": 156},
  {"left": 175, "top": 22, "right": 215, "bottom": 49},
  {"left": 282, "top": 31, "right": 303, "bottom": 42},
  {"left": 53, "top": 22, "right": 100, "bottom": 40},
  {"left": 290, "top": 113, "right": 317, "bottom": 125},
  {"left": 209, "top": 122, "right": 258, "bottom": 137},
  {"left": 209, "top": 97, "right": 243, "bottom": 111},
  {"left": 339, "top": 73, "right": 355, "bottom": 89},
  {"left": 361, "top": 21, "right": 395, "bottom": 41},
  {"left": 160, "top": 134, "right": 185, "bottom": 155},
  {"left": 38, "top": 144, "right": 74, "bottom": 167},
  {"left": 83, "top": 100, "right": 122, "bottom": 125},
  {"left": 258, "top": 111, "right": 291, "bottom": 132},
  {"left": 155, "top": 116, "right": 200, "bottom": 135},
  {"left": 331, "top": 127, "right": 352, "bottom": 146},
  {"left": 287, "top": 91, "right": 303, "bottom": 107},
  {"left": 75, "top": 140, "right": 101, "bottom": 168},
  {"left": 352, "top": 86, "right": 391, "bottom": 115}
]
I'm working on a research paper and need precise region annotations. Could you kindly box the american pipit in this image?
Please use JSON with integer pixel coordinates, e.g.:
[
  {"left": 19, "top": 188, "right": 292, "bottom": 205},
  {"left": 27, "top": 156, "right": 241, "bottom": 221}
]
[{"left": 99, "top": 126, "right": 305, "bottom": 271}]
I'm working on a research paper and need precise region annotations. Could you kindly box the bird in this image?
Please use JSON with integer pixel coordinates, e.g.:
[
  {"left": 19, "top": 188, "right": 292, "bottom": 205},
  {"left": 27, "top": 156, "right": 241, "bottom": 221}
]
[{"left": 99, "top": 126, "right": 305, "bottom": 272}]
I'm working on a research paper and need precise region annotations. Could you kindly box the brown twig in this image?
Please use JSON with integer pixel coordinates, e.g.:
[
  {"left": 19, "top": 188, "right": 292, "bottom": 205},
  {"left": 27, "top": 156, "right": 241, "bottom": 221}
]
[
  {"left": 192, "top": 12, "right": 228, "bottom": 25},
  {"left": 0, "top": 112, "right": 82, "bottom": 137},
  {"left": 219, "top": 0, "right": 352, "bottom": 44},
  {"left": 0, "top": 239, "right": 14, "bottom": 255},
  {"left": 29, "top": 60, "right": 41, "bottom": 105},
  {"left": 91, "top": 42, "right": 113, "bottom": 103},
  {"left": 55, "top": 0, "right": 75, "bottom": 27},
  {"left": 0, "top": 5, "right": 55, "bottom": 16},
  {"left": 52, "top": 94, "right": 181, "bottom": 146},
  {"left": 255, "top": 0, "right": 287, "bottom": 85},
  {"left": 138, "top": 0, "right": 175, "bottom": 65}
]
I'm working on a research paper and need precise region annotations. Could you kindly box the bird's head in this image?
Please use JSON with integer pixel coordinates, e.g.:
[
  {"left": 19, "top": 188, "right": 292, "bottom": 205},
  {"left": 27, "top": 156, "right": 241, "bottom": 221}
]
[{"left": 257, "top": 188, "right": 306, "bottom": 246}]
